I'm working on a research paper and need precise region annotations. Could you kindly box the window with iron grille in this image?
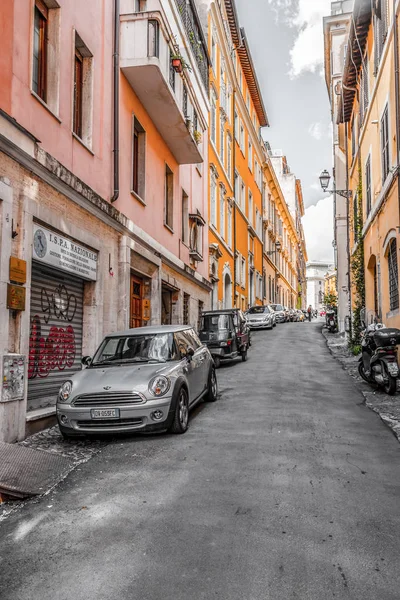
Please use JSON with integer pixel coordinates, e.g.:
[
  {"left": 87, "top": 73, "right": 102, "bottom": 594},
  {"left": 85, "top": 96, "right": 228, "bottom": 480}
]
[
  {"left": 381, "top": 105, "right": 389, "bottom": 182},
  {"left": 183, "top": 85, "right": 188, "bottom": 117},
  {"left": 183, "top": 293, "right": 190, "bottom": 325},
  {"left": 366, "top": 156, "right": 372, "bottom": 215},
  {"left": 169, "top": 50, "right": 175, "bottom": 91},
  {"left": 198, "top": 300, "right": 204, "bottom": 331},
  {"left": 388, "top": 238, "right": 399, "bottom": 311}
]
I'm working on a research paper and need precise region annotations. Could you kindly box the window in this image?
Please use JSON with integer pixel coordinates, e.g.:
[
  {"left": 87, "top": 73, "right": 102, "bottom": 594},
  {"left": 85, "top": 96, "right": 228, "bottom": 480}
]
[
  {"left": 381, "top": 104, "right": 389, "bottom": 182},
  {"left": 73, "top": 33, "right": 93, "bottom": 146},
  {"left": 248, "top": 141, "right": 253, "bottom": 171},
  {"left": 169, "top": 49, "right": 175, "bottom": 91},
  {"left": 165, "top": 165, "right": 174, "bottom": 229},
  {"left": 33, "top": 2, "right": 48, "bottom": 101},
  {"left": 241, "top": 257, "right": 246, "bottom": 287},
  {"left": 210, "top": 170, "right": 217, "bottom": 226},
  {"left": 220, "top": 120, "right": 225, "bottom": 164},
  {"left": 240, "top": 122, "right": 245, "bottom": 152},
  {"left": 220, "top": 188, "right": 225, "bottom": 238},
  {"left": 366, "top": 155, "right": 372, "bottom": 215},
  {"left": 183, "top": 293, "right": 190, "bottom": 325},
  {"left": 227, "top": 136, "right": 232, "bottom": 178},
  {"left": 374, "top": 0, "right": 389, "bottom": 72},
  {"left": 234, "top": 171, "right": 239, "bottom": 203},
  {"left": 183, "top": 85, "right": 188, "bottom": 117},
  {"left": 234, "top": 111, "right": 238, "bottom": 141},
  {"left": 182, "top": 190, "right": 189, "bottom": 244},
  {"left": 198, "top": 300, "right": 204, "bottom": 331},
  {"left": 388, "top": 238, "right": 399, "bottom": 311},
  {"left": 132, "top": 116, "right": 146, "bottom": 199},
  {"left": 211, "top": 91, "right": 217, "bottom": 144},
  {"left": 360, "top": 56, "right": 369, "bottom": 123},
  {"left": 211, "top": 35, "right": 217, "bottom": 70},
  {"left": 248, "top": 191, "right": 253, "bottom": 225},
  {"left": 241, "top": 182, "right": 245, "bottom": 212},
  {"left": 227, "top": 203, "right": 232, "bottom": 248},
  {"left": 148, "top": 20, "right": 159, "bottom": 57},
  {"left": 135, "top": 0, "right": 146, "bottom": 10}
]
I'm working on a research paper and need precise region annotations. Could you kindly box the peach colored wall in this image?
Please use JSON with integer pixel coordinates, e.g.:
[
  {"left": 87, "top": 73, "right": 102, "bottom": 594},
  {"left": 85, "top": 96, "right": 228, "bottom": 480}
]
[
  {"left": 2, "top": 0, "right": 113, "bottom": 201},
  {"left": 118, "top": 74, "right": 209, "bottom": 280},
  {"left": 0, "top": 0, "right": 14, "bottom": 113}
]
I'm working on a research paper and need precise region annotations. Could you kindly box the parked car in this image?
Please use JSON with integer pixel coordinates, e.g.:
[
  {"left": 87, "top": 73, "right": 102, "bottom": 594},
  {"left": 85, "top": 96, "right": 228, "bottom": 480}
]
[
  {"left": 198, "top": 309, "right": 250, "bottom": 368},
  {"left": 57, "top": 325, "right": 218, "bottom": 438},
  {"left": 245, "top": 305, "right": 275, "bottom": 330},
  {"left": 288, "top": 308, "right": 297, "bottom": 322},
  {"left": 269, "top": 304, "right": 287, "bottom": 323}
]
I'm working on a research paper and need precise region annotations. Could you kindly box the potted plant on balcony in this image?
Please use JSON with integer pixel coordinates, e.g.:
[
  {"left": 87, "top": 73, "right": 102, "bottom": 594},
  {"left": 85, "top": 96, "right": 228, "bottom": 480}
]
[
  {"left": 193, "top": 130, "right": 202, "bottom": 144},
  {"left": 171, "top": 53, "right": 192, "bottom": 73}
]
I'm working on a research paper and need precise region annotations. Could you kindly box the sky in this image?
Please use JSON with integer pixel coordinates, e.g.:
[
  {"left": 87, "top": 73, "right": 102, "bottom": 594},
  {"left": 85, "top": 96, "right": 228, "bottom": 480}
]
[{"left": 235, "top": 0, "right": 335, "bottom": 262}]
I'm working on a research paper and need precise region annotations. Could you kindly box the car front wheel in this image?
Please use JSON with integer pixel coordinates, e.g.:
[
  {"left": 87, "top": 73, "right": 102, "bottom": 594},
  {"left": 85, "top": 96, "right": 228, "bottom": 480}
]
[
  {"left": 204, "top": 367, "right": 218, "bottom": 402},
  {"left": 169, "top": 387, "right": 189, "bottom": 434}
]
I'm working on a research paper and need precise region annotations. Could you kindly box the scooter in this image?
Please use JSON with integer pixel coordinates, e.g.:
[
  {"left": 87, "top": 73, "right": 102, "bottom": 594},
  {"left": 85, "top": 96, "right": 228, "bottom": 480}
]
[
  {"left": 325, "top": 308, "right": 337, "bottom": 333},
  {"left": 358, "top": 323, "right": 400, "bottom": 395}
]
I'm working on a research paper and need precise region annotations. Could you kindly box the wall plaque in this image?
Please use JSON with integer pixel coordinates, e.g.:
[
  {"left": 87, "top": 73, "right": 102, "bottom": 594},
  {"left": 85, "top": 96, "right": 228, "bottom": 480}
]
[
  {"left": 7, "top": 284, "right": 26, "bottom": 311},
  {"left": 9, "top": 257, "right": 27, "bottom": 284}
]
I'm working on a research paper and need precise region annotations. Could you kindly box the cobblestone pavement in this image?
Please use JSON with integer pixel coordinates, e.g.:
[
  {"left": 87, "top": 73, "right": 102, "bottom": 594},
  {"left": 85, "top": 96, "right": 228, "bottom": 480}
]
[
  {"left": 323, "top": 328, "right": 400, "bottom": 442},
  {"left": 0, "top": 427, "right": 107, "bottom": 521}
]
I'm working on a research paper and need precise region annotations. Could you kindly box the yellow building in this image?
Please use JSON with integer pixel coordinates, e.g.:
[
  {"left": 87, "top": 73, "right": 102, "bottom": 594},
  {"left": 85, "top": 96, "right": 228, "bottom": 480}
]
[
  {"left": 337, "top": 0, "right": 400, "bottom": 329},
  {"left": 325, "top": 270, "right": 337, "bottom": 299},
  {"left": 208, "top": 0, "right": 268, "bottom": 310}
]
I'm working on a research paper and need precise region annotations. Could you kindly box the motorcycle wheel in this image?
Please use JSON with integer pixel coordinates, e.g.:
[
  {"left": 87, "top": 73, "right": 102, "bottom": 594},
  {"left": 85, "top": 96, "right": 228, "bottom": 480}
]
[
  {"left": 358, "top": 361, "right": 372, "bottom": 384},
  {"left": 383, "top": 374, "right": 397, "bottom": 395}
]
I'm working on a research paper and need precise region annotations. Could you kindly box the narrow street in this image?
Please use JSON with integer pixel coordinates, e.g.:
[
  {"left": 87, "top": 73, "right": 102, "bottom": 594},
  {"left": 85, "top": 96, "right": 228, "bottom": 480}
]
[{"left": 1, "top": 322, "right": 400, "bottom": 600}]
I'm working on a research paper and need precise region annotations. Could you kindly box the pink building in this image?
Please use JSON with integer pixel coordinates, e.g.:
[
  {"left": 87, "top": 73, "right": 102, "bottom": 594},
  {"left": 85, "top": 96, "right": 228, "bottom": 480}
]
[{"left": 0, "top": 0, "right": 210, "bottom": 442}]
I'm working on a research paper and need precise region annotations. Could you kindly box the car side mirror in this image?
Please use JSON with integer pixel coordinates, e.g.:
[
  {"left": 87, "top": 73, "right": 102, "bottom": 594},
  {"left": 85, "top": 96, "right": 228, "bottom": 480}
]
[
  {"left": 186, "top": 346, "right": 195, "bottom": 361},
  {"left": 81, "top": 356, "right": 92, "bottom": 367}
]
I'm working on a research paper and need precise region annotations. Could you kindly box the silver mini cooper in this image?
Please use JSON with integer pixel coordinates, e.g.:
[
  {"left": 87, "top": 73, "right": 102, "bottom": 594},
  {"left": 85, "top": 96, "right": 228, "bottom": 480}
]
[{"left": 57, "top": 325, "right": 218, "bottom": 438}]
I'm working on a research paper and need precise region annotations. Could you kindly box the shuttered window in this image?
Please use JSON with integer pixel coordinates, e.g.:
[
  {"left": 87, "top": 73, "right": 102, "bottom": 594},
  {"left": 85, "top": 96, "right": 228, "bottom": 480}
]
[
  {"left": 33, "top": 2, "right": 48, "bottom": 101},
  {"left": 366, "top": 156, "right": 372, "bottom": 215},
  {"left": 381, "top": 105, "right": 389, "bottom": 183},
  {"left": 388, "top": 238, "right": 399, "bottom": 311},
  {"left": 73, "top": 48, "right": 83, "bottom": 138}
]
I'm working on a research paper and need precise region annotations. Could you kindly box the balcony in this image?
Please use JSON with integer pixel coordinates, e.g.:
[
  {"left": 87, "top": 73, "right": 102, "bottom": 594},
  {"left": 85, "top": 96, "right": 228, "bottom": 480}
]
[{"left": 120, "top": 9, "right": 203, "bottom": 165}]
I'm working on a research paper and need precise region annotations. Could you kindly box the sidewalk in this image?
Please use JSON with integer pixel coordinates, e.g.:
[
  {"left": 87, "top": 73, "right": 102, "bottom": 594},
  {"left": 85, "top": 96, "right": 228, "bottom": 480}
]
[
  {"left": 323, "top": 328, "right": 400, "bottom": 442},
  {"left": 0, "top": 426, "right": 106, "bottom": 519}
]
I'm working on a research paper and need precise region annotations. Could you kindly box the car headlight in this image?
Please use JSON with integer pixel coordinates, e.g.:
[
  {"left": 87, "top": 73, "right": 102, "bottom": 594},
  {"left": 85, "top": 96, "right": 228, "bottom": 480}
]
[
  {"left": 149, "top": 375, "right": 170, "bottom": 397},
  {"left": 58, "top": 381, "right": 73, "bottom": 403}
]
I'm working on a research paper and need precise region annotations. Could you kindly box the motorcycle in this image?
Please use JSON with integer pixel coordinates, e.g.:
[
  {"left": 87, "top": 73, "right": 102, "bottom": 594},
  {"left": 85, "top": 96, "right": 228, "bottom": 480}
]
[
  {"left": 325, "top": 308, "right": 337, "bottom": 333},
  {"left": 358, "top": 323, "right": 400, "bottom": 395}
]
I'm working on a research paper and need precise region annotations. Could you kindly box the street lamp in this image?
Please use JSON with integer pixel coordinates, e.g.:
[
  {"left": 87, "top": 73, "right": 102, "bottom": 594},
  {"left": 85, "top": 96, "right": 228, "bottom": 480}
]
[
  {"left": 319, "top": 169, "right": 352, "bottom": 198},
  {"left": 266, "top": 240, "right": 282, "bottom": 256}
]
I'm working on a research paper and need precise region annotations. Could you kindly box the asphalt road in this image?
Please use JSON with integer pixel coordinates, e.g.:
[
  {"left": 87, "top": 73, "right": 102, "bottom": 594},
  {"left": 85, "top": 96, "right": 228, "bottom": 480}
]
[{"left": 1, "top": 321, "right": 400, "bottom": 600}]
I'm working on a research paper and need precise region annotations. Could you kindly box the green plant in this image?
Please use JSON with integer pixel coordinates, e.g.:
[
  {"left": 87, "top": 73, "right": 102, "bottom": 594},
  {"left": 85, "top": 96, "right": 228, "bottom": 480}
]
[
  {"left": 193, "top": 130, "right": 202, "bottom": 144},
  {"left": 324, "top": 292, "right": 337, "bottom": 308},
  {"left": 349, "top": 164, "right": 365, "bottom": 349},
  {"left": 171, "top": 53, "right": 192, "bottom": 72}
]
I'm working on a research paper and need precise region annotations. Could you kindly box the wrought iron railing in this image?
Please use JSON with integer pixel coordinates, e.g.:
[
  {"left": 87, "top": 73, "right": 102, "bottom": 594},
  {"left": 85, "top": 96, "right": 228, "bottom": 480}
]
[{"left": 175, "top": 0, "right": 209, "bottom": 89}]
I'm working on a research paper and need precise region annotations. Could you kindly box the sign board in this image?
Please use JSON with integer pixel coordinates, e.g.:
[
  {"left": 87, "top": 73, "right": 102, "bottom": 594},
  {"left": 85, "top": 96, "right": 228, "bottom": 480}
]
[
  {"left": 7, "top": 284, "right": 26, "bottom": 311},
  {"left": 142, "top": 299, "right": 151, "bottom": 321},
  {"left": 32, "top": 224, "right": 98, "bottom": 281},
  {"left": 9, "top": 257, "right": 27, "bottom": 284},
  {"left": 1, "top": 354, "right": 26, "bottom": 403}
]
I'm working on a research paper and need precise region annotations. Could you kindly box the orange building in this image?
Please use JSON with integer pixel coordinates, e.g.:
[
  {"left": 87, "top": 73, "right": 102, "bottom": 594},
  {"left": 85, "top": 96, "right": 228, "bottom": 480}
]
[{"left": 208, "top": 0, "right": 268, "bottom": 311}]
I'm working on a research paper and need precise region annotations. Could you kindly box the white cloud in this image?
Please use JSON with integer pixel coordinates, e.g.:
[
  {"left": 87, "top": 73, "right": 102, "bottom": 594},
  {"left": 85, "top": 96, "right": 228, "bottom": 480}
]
[
  {"left": 268, "top": 0, "right": 332, "bottom": 78},
  {"left": 308, "top": 122, "right": 324, "bottom": 140},
  {"left": 303, "top": 196, "right": 334, "bottom": 262}
]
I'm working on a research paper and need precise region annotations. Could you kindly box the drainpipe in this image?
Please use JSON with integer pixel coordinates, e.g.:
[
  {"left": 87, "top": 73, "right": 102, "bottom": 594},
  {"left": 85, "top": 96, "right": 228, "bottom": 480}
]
[
  {"left": 393, "top": 0, "right": 400, "bottom": 220},
  {"left": 345, "top": 121, "right": 352, "bottom": 338},
  {"left": 111, "top": 0, "right": 120, "bottom": 203},
  {"left": 233, "top": 87, "right": 237, "bottom": 307}
]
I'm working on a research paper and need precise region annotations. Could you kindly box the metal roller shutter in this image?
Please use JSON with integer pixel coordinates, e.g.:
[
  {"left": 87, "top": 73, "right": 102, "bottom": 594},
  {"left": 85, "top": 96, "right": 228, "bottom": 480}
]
[{"left": 28, "top": 263, "right": 84, "bottom": 411}]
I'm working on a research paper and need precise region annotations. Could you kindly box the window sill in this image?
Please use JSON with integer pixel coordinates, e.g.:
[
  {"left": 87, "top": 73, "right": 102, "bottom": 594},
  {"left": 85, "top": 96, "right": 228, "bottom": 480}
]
[
  {"left": 72, "top": 132, "right": 95, "bottom": 156},
  {"left": 131, "top": 190, "right": 146, "bottom": 206},
  {"left": 164, "top": 223, "right": 174, "bottom": 234},
  {"left": 31, "top": 91, "right": 61, "bottom": 123}
]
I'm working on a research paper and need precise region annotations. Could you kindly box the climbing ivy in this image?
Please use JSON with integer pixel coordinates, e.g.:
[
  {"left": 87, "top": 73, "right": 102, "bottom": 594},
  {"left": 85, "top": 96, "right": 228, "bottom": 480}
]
[{"left": 349, "top": 165, "right": 365, "bottom": 350}]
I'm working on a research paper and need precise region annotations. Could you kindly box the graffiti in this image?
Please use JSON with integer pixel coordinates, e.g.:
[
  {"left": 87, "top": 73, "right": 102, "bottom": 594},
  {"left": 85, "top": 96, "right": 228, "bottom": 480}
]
[
  {"left": 28, "top": 316, "right": 77, "bottom": 379},
  {"left": 41, "top": 284, "right": 77, "bottom": 324}
]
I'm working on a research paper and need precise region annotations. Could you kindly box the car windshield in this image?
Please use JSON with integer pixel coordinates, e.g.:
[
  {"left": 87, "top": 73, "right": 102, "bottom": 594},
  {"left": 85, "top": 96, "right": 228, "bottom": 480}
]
[
  {"left": 200, "top": 314, "right": 230, "bottom": 331},
  {"left": 271, "top": 304, "right": 284, "bottom": 311},
  {"left": 247, "top": 306, "right": 269, "bottom": 315},
  {"left": 92, "top": 333, "right": 176, "bottom": 365}
]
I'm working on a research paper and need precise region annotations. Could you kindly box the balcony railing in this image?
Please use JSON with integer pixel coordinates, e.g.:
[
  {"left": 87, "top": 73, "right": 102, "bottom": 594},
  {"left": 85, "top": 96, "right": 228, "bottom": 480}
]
[{"left": 175, "top": 0, "right": 209, "bottom": 89}]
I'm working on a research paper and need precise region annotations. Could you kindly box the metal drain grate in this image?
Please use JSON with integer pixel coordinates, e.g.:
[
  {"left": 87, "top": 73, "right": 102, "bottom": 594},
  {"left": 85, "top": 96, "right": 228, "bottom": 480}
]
[{"left": 0, "top": 442, "right": 73, "bottom": 498}]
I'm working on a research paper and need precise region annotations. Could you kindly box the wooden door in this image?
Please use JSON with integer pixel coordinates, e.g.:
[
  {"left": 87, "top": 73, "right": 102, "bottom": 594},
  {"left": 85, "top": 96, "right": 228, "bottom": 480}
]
[{"left": 130, "top": 275, "right": 143, "bottom": 328}]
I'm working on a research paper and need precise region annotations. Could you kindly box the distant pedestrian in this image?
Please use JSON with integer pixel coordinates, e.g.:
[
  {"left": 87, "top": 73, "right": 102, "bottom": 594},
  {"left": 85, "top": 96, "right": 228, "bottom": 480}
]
[{"left": 307, "top": 305, "right": 312, "bottom": 322}]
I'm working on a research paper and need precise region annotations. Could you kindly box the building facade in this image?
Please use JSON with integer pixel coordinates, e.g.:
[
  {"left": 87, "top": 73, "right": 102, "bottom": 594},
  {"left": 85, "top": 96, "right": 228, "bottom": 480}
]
[
  {"left": 328, "top": 0, "right": 400, "bottom": 331},
  {"left": 0, "top": 0, "right": 211, "bottom": 443},
  {"left": 306, "top": 262, "right": 334, "bottom": 312}
]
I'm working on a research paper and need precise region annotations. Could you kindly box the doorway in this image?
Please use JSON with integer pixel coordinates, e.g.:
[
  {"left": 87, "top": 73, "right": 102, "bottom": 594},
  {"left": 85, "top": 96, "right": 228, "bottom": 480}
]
[
  {"left": 130, "top": 275, "right": 143, "bottom": 328},
  {"left": 162, "top": 285, "right": 173, "bottom": 325}
]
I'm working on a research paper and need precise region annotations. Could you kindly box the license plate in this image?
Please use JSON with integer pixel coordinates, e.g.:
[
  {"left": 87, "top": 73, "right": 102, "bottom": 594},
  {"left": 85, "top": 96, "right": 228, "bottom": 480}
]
[{"left": 91, "top": 408, "right": 120, "bottom": 419}]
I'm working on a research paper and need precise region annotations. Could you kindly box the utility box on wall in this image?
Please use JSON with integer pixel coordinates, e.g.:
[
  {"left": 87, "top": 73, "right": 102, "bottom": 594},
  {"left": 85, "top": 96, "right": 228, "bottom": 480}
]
[{"left": 1, "top": 354, "right": 26, "bottom": 403}]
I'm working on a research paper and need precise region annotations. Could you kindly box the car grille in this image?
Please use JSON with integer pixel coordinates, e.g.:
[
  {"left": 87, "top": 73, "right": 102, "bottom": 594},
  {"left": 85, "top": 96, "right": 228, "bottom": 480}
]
[
  {"left": 76, "top": 418, "right": 144, "bottom": 429},
  {"left": 72, "top": 392, "right": 144, "bottom": 407}
]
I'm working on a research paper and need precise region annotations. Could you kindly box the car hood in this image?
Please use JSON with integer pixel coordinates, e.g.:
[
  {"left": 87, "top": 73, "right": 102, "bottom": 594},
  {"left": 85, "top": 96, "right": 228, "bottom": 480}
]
[
  {"left": 247, "top": 313, "right": 271, "bottom": 321},
  {"left": 68, "top": 362, "right": 176, "bottom": 398}
]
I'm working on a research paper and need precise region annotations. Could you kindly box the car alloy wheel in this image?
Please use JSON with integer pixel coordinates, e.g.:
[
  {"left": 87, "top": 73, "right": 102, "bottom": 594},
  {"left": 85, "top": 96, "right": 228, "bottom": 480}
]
[
  {"left": 170, "top": 387, "right": 189, "bottom": 434},
  {"left": 205, "top": 368, "right": 218, "bottom": 402}
]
